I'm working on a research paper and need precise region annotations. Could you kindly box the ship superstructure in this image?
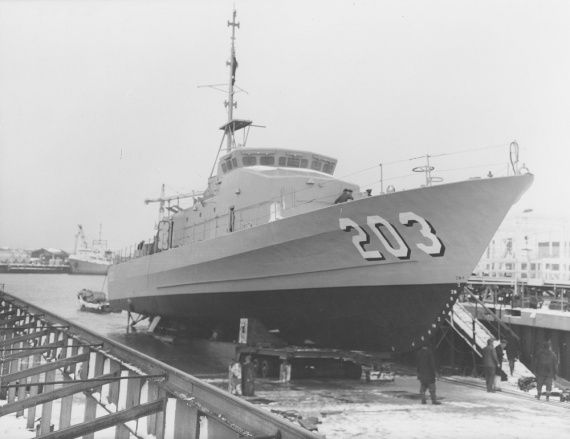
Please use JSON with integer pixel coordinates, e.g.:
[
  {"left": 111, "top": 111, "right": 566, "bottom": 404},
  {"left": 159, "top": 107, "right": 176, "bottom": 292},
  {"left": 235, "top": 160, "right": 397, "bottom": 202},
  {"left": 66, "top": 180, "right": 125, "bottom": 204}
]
[{"left": 69, "top": 225, "right": 112, "bottom": 275}]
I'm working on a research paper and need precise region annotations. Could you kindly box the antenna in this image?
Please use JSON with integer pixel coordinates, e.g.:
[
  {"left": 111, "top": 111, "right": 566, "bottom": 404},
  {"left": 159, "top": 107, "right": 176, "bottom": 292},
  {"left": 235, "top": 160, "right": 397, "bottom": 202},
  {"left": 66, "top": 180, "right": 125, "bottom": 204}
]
[{"left": 225, "top": 9, "right": 239, "bottom": 152}]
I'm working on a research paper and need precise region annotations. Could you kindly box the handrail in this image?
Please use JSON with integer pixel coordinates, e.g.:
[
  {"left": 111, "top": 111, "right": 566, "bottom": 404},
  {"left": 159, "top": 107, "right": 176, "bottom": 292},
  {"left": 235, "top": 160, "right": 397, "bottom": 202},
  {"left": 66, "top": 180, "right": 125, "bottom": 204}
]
[{"left": 463, "top": 286, "right": 520, "bottom": 342}]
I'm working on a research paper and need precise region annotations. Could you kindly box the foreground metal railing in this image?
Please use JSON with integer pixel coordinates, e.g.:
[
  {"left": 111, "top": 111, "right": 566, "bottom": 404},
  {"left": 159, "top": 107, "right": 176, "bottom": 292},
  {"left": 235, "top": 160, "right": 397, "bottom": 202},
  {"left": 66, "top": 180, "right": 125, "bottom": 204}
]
[{"left": 0, "top": 290, "right": 319, "bottom": 439}]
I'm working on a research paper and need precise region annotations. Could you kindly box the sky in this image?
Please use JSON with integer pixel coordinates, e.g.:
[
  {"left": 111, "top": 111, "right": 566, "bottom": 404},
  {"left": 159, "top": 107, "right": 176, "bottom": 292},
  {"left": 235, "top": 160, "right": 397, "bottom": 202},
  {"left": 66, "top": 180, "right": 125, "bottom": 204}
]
[{"left": 1, "top": 0, "right": 569, "bottom": 253}]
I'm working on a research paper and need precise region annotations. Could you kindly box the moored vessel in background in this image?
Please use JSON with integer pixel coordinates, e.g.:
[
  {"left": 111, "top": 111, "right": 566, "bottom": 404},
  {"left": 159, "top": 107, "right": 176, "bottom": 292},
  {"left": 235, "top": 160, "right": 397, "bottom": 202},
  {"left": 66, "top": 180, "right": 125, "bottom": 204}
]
[
  {"left": 68, "top": 225, "right": 112, "bottom": 275},
  {"left": 108, "top": 11, "right": 534, "bottom": 353}
]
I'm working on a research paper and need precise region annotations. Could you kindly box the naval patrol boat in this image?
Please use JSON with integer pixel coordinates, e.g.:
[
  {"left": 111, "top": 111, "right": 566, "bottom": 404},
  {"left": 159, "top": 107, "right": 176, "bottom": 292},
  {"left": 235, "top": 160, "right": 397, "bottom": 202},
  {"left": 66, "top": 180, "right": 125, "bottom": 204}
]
[{"left": 108, "top": 11, "right": 533, "bottom": 353}]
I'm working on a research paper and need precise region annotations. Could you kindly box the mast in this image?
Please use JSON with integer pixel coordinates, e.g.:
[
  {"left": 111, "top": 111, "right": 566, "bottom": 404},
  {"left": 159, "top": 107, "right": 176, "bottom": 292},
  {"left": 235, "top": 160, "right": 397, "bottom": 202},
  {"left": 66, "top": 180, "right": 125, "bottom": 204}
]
[{"left": 225, "top": 9, "right": 239, "bottom": 152}]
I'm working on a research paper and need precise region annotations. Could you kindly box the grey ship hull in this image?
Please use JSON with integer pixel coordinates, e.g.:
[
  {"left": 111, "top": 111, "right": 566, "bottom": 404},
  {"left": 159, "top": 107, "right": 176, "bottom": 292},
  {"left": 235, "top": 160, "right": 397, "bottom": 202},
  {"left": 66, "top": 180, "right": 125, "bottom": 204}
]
[{"left": 108, "top": 174, "right": 533, "bottom": 352}]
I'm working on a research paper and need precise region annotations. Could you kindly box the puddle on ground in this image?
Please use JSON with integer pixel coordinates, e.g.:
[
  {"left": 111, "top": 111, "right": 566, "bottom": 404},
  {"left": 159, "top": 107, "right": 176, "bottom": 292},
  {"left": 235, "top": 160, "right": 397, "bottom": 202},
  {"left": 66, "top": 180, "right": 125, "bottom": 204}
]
[{"left": 381, "top": 390, "right": 423, "bottom": 400}]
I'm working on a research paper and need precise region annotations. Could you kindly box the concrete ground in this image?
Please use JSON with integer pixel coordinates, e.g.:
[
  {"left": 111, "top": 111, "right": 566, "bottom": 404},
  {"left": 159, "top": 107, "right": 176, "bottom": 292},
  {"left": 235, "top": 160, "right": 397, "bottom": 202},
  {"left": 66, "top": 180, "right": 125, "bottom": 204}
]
[{"left": 206, "top": 370, "right": 570, "bottom": 439}]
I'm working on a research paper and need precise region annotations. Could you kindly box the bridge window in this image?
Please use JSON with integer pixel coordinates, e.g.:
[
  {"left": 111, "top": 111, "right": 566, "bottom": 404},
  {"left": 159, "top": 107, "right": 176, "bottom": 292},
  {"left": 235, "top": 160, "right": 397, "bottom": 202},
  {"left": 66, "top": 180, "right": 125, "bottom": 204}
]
[
  {"left": 300, "top": 159, "right": 308, "bottom": 168},
  {"left": 226, "top": 160, "right": 233, "bottom": 171},
  {"left": 323, "top": 163, "right": 335, "bottom": 174},
  {"left": 278, "top": 157, "right": 286, "bottom": 166},
  {"left": 287, "top": 157, "right": 300, "bottom": 167},
  {"left": 260, "top": 156, "right": 274, "bottom": 166},
  {"left": 243, "top": 156, "right": 257, "bottom": 166},
  {"left": 221, "top": 163, "right": 228, "bottom": 173},
  {"left": 232, "top": 158, "right": 238, "bottom": 168},
  {"left": 311, "top": 160, "right": 322, "bottom": 171}
]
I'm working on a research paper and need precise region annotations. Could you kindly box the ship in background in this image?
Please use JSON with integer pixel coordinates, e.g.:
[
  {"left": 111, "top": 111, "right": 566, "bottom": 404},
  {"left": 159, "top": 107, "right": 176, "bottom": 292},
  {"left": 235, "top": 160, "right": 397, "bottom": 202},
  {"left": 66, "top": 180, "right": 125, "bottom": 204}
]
[
  {"left": 68, "top": 225, "right": 112, "bottom": 275},
  {"left": 107, "top": 10, "right": 533, "bottom": 353}
]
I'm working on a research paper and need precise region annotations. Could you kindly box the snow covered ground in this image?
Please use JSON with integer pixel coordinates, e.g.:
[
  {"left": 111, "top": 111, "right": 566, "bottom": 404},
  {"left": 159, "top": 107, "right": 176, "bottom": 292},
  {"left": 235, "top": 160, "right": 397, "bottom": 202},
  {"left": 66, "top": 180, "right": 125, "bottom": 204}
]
[{"left": 2, "top": 366, "right": 569, "bottom": 439}]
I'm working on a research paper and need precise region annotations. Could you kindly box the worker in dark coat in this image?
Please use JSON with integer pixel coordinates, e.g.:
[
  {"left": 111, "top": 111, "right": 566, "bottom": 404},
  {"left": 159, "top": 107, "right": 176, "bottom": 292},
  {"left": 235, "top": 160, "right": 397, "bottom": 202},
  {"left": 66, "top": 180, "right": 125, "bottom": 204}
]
[
  {"left": 534, "top": 341, "right": 558, "bottom": 401},
  {"left": 495, "top": 339, "right": 508, "bottom": 382},
  {"left": 241, "top": 355, "right": 255, "bottom": 396},
  {"left": 504, "top": 332, "right": 520, "bottom": 376},
  {"left": 482, "top": 338, "right": 500, "bottom": 392},
  {"left": 334, "top": 188, "right": 353, "bottom": 204},
  {"left": 416, "top": 341, "right": 441, "bottom": 405}
]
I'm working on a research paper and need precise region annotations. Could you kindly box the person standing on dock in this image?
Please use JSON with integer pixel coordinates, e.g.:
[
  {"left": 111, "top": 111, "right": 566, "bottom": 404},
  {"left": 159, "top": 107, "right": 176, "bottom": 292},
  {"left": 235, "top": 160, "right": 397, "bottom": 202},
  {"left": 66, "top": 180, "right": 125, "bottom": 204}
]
[
  {"left": 482, "top": 338, "right": 500, "bottom": 392},
  {"left": 416, "top": 341, "right": 441, "bottom": 405},
  {"left": 534, "top": 341, "right": 558, "bottom": 401},
  {"left": 495, "top": 339, "right": 508, "bottom": 383},
  {"left": 505, "top": 333, "right": 520, "bottom": 376},
  {"left": 242, "top": 355, "right": 255, "bottom": 396}
]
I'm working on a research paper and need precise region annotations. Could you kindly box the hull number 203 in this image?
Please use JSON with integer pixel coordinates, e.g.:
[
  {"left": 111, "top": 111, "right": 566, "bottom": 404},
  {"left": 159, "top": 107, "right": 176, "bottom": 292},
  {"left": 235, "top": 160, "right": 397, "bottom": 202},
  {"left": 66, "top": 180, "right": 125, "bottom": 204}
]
[{"left": 340, "top": 212, "right": 445, "bottom": 262}]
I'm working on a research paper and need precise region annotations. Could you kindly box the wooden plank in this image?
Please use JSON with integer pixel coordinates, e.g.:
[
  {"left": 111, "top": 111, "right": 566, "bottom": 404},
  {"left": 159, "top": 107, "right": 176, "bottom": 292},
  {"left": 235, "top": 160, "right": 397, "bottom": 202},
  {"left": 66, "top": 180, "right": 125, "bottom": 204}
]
[
  {"left": 154, "top": 387, "right": 167, "bottom": 439},
  {"left": 146, "top": 382, "right": 159, "bottom": 435},
  {"left": 0, "top": 340, "right": 65, "bottom": 363},
  {"left": 0, "top": 372, "right": 119, "bottom": 417},
  {"left": 0, "top": 326, "right": 14, "bottom": 395},
  {"left": 37, "top": 398, "right": 167, "bottom": 439},
  {"left": 206, "top": 417, "right": 246, "bottom": 439},
  {"left": 108, "top": 359, "right": 121, "bottom": 406},
  {"left": 0, "top": 328, "right": 50, "bottom": 348},
  {"left": 40, "top": 368, "right": 56, "bottom": 435},
  {"left": 16, "top": 348, "right": 29, "bottom": 417},
  {"left": 7, "top": 341, "right": 21, "bottom": 403},
  {"left": 83, "top": 352, "right": 105, "bottom": 439},
  {"left": 59, "top": 337, "right": 77, "bottom": 430},
  {"left": 26, "top": 353, "right": 41, "bottom": 430},
  {"left": 116, "top": 371, "right": 142, "bottom": 439},
  {"left": 0, "top": 309, "right": 19, "bottom": 319},
  {"left": 0, "top": 352, "right": 89, "bottom": 385},
  {"left": 0, "top": 322, "right": 46, "bottom": 332},
  {"left": 174, "top": 399, "right": 199, "bottom": 439},
  {"left": 0, "top": 314, "right": 28, "bottom": 326}
]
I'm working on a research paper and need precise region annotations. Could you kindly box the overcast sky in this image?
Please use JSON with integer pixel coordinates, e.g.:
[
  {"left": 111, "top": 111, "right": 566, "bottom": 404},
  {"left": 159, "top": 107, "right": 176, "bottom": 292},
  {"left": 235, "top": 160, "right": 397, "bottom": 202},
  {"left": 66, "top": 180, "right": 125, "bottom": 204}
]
[{"left": 1, "top": 0, "right": 569, "bottom": 252}]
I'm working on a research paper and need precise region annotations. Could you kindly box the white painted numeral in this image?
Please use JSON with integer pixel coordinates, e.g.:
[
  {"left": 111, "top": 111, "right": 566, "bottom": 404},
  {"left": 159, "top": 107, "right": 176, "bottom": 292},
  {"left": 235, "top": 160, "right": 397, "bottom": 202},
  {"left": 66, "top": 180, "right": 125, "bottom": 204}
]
[
  {"left": 399, "top": 212, "right": 445, "bottom": 257},
  {"left": 339, "top": 218, "right": 384, "bottom": 261},
  {"left": 367, "top": 216, "right": 411, "bottom": 260}
]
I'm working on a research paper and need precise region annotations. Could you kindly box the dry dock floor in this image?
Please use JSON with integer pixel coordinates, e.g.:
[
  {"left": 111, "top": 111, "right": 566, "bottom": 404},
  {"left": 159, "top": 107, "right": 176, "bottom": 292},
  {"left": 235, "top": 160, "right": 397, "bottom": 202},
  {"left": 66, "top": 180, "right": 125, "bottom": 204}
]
[
  {"left": 207, "top": 372, "right": 570, "bottom": 439},
  {"left": 2, "top": 370, "right": 569, "bottom": 438}
]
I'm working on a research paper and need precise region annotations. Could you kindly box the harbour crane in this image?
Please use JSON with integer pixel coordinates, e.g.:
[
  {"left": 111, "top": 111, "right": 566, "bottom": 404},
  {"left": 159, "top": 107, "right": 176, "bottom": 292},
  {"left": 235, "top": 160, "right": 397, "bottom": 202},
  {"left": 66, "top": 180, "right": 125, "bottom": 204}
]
[{"left": 74, "top": 225, "right": 89, "bottom": 254}]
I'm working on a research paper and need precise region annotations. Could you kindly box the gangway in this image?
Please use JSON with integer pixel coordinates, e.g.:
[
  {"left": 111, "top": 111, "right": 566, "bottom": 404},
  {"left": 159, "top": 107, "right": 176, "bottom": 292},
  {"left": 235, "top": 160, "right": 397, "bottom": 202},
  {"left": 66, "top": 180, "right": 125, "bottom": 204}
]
[
  {"left": 0, "top": 289, "right": 319, "bottom": 439},
  {"left": 447, "top": 301, "right": 493, "bottom": 357},
  {"left": 443, "top": 287, "right": 534, "bottom": 379}
]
